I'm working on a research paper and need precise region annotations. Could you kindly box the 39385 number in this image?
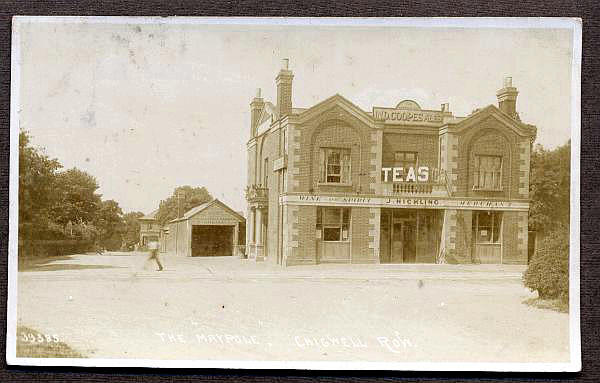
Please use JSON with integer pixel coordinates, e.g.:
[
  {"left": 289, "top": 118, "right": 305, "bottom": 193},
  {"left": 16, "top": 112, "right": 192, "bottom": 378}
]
[{"left": 20, "top": 333, "right": 60, "bottom": 343}]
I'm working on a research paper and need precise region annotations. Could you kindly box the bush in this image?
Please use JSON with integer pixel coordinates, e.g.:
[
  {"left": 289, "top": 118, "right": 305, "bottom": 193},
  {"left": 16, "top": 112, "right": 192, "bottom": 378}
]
[{"left": 523, "top": 225, "right": 569, "bottom": 302}]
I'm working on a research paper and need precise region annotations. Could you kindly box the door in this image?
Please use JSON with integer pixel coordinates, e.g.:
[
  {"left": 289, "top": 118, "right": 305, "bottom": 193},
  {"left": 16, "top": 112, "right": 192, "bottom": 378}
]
[
  {"left": 379, "top": 210, "right": 391, "bottom": 263},
  {"left": 402, "top": 220, "right": 416, "bottom": 263},
  {"left": 391, "top": 221, "right": 404, "bottom": 263},
  {"left": 472, "top": 211, "right": 502, "bottom": 263}
]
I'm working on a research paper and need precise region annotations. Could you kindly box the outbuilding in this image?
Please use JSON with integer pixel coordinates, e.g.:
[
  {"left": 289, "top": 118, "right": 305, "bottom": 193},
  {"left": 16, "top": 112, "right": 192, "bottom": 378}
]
[{"left": 163, "top": 199, "right": 246, "bottom": 257}]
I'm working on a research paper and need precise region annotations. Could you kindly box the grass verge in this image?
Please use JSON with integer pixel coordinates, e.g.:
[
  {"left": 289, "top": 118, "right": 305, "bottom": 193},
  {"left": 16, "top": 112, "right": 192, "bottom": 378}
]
[{"left": 523, "top": 297, "right": 569, "bottom": 314}]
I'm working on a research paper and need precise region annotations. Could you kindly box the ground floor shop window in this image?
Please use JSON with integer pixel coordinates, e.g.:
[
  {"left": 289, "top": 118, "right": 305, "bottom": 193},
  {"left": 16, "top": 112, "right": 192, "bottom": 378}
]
[
  {"left": 316, "top": 207, "right": 350, "bottom": 242},
  {"left": 473, "top": 211, "right": 502, "bottom": 244}
]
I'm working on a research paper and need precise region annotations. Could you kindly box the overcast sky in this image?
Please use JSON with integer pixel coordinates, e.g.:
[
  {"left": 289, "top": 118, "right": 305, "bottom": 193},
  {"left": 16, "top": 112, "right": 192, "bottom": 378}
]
[{"left": 16, "top": 19, "right": 575, "bottom": 215}]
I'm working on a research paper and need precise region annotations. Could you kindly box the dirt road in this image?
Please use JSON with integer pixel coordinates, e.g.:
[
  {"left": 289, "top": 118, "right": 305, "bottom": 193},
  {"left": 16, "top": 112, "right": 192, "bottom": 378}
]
[{"left": 16, "top": 253, "right": 570, "bottom": 364}]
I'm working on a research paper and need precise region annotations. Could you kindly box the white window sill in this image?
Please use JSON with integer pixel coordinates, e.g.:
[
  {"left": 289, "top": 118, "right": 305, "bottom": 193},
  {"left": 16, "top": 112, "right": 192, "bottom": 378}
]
[
  {"left": 472, "top": 187, "right": 504, "bottom": 192},
  {"left": 318, "top": 182, "right": 353, "bottom": 187}
]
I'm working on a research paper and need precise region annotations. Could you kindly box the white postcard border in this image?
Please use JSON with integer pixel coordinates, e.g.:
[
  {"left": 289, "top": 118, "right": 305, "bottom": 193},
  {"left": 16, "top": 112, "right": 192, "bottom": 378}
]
[{"left": 6, "top": 16, "right": 583, "bottom": 372}]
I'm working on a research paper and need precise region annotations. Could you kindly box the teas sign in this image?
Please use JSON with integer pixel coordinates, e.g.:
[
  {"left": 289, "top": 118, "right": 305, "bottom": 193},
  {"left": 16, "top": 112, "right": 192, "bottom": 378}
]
[{"left": 382, "top": 166, "right": 429, "bottom": 183}]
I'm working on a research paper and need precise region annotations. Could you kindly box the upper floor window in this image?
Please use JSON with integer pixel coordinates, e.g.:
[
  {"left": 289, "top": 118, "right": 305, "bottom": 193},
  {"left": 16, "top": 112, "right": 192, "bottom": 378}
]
[
  {"left": 319, "top": 148, "right": 351, "bottom": 184},
  {"left": 263, "top": 158, "right": 269, "bottom": 187},
  {"left": 148, "top": 223, "right": 153, "bottom": 230},
  {"left": 395, "top": 151, "right": 418, "bottom": 169},
  {"left": 473, "top": 155, "right": 502, "bottom": 191}
]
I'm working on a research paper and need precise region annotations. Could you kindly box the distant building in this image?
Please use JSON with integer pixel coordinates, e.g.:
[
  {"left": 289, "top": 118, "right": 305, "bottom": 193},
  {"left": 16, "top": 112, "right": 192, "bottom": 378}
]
[
  {"left": 162, "top": 199, "right": 246, "bottom": 257},
  {"left": 138, "top": 209, "right": 160, "bottom": 248},
  {"left": 246, "top": 59, "right": 536, "bottom": 266}
]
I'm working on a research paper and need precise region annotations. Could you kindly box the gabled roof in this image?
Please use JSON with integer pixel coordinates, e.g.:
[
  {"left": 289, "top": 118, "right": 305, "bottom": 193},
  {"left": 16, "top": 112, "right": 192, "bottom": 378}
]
[
  {"left": 447, "top": 104, "right": 537, "bottom": 138},
  {"left": 139, "top": 209, "right": 159, "bottom": 221},
  {"left": 294, "top": 93, "right": 375, "bottom": 127},
  {"left": 169, "top": 199, "right": 245, "bottom": 223}
]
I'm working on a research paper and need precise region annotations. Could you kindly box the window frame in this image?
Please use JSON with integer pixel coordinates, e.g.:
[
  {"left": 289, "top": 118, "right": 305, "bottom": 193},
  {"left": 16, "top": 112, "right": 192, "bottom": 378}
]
[
  {"left": 263, "top": 157, "right": 269, "bottom": 187},
  {"left": 473, "top": 211, "right": 503, "bottom": 245},
  {"left": 320, "top": 147, "right": 351, "bottom": 185},
  {"left": 316, "top": 207, "right": 351, "bottom": 242},
  {"left": 394, "top": 151, "right": 419, "bottom": 169}
]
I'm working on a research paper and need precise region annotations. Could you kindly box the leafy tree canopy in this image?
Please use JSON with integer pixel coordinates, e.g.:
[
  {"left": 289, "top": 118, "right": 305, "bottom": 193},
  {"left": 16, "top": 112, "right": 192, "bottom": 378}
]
[
  {"left": 19, "top": 131, "right": 63, "bottom": 239},
  {"left": 52, "top": 168, "right": 103, "bottom": 226},
  {"left": 155, "top": 186, "right": 213, "bottom": 226},
  {"left": 529, "top": 140, "right": 571, "bottom": 236}
]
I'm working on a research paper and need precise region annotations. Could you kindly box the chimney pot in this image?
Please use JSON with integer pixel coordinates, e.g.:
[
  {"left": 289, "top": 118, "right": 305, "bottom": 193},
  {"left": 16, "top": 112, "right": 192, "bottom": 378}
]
[
  {"left": 256, "top": 88, "right": 262, "bottom": 98},
  {"left": 282, "top": 58, "right": 289, "bottom": 70},
  {"left": 497, "top": 76, "right": 518, "bottom": 118},
  {"left": 276, "top": 58, "right": 293, "bottom": 117}
]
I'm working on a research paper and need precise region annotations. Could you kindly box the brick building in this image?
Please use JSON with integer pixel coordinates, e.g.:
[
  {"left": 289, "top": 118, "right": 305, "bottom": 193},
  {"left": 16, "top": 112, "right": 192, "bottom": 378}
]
[{"left": 245, "top": 59, "right": 536, "bottom": 266}]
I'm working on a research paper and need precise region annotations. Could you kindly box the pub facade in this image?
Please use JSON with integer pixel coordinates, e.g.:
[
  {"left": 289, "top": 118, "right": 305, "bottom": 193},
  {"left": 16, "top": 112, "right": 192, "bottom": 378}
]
[{"left": 246, "top": 59, "right": 536, "bottom": 266}]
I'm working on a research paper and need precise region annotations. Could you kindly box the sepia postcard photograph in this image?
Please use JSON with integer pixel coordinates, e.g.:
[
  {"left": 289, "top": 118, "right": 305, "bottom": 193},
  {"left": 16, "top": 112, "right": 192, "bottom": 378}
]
[{"left": 7, "top": 17, "right": 581, "bottom": 371}]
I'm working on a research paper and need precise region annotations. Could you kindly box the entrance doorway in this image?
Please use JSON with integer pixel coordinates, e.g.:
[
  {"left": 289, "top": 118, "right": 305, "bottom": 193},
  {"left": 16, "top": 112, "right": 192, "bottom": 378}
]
[
  {"left": 191, "top": 225, "right": 234, "bottom": 257},
  {"left": 472, "top": 211, "right": 502, "bottom": 263},
  {"left": 380, "top": 209, "right": 440, "bottom": 263}
]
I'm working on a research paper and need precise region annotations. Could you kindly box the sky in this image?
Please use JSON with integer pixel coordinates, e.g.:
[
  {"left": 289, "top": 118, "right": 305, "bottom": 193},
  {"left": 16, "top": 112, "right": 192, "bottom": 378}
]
[{"left": 16, "top": 19, "right": 575, "bottom": 215}]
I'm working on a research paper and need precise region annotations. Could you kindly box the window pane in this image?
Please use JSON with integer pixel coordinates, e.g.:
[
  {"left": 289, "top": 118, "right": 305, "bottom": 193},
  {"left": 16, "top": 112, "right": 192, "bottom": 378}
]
[
  {"left": 319, "top": 149, "right": 326, "bottom": 182},
  {"left": 341, "top": 152, "right": 351, "bottom": 183},
  {"left": 476, "top": 212, "right": 492, "bottom": 243},
  {"left": 323, "top": 208, "right": 341, "bottom": 225},
  {"left": 323, "top": 227, "right": 341, "bottom": 241},
  {"left": 328, "top": 151, "right": 340, "bottom": 165}
]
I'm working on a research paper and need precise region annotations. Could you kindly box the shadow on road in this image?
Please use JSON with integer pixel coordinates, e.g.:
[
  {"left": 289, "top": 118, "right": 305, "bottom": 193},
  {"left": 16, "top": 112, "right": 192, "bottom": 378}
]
[{"left": 18, "top": 254, "right": 120, "bottom": 272}]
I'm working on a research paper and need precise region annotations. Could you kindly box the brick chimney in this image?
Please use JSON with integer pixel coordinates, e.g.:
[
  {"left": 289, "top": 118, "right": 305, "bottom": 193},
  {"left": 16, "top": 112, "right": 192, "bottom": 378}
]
[
  {"left": 276, "top": 58, "right": 293, "bottom": 117},
  {"left": 250, "top": 88, "right": 264, "bottom": 138},
  {"left": 496, "top": 77, "right": 519, "bottom": 119}
]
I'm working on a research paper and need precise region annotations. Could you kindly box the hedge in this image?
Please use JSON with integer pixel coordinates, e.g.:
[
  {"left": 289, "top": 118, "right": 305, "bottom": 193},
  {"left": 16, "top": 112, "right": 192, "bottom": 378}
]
[
  {"left": 523, "top": 224, "right": 569, "bottom": 301},
  {"left": 18, "top": 239, "right": 94, "bottom": 258}
]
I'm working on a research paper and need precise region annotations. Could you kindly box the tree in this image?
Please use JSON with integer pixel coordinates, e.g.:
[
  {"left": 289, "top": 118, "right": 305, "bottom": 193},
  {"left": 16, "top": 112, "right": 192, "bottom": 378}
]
[
  {"left": 528, "top": 140, "right": 571, "bottom": 236},
  {"left": 123, "top": 211, "right": 145, "bottom": 248},
  {"left": 52, "top": 168, "right": 102, "bottom": 228},
  {"left": 94, "top": 200, "right": 125, "bottom": 248},
  {"left": 155, "top": 186, "right": 212, "bottom": 225},
  {"left": 524, "top": 140, "right": 571, "bottom": 306},
  {"left": 18, "top": 131, "right": 63, "bottom": 239}
]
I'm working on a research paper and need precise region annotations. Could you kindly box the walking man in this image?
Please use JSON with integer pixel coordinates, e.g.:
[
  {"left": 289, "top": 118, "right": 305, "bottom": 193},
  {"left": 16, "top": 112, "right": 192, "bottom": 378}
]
[{"left": 147, "top": 240, "right": 163, "bottom": 271}]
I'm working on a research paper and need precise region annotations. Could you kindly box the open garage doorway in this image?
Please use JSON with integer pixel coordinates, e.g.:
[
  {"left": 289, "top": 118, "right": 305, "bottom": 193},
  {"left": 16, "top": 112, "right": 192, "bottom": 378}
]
[{"left": 191, "top": 225, "right": 234, "bottom": 257}]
